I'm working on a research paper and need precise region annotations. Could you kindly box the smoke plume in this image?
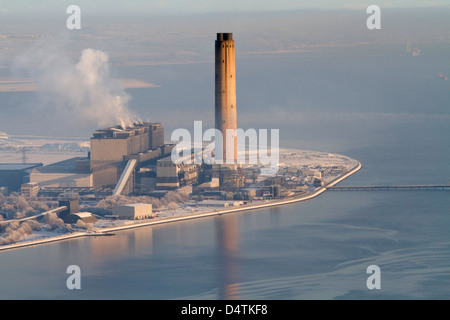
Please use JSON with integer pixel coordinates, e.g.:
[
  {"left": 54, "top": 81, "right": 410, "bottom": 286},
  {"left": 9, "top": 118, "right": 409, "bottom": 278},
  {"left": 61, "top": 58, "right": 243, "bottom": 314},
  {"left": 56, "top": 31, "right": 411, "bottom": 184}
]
[{"left": 13, "top": 42, "right": 137, "bottom": 130}]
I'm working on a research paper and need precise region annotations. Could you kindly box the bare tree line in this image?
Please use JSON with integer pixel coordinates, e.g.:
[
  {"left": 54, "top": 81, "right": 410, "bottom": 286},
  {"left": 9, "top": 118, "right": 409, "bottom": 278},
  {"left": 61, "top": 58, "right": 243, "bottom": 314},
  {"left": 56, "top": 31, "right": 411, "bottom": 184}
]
[
  {"left": 0, "top": 220, "right": 41, "bottom": 245},
  {"left": 0, "top": 193, "right": 51, "bottom": 220},
  {"left": 82, "top": 190, "right": 189, "bottom": 215},
  {"left": 0, "top": 193, "right": 89, "bottom": 245},
  {"left": 0, "top": 193, "right": 71, "bottom": 245},
  {"left": 0, "top": 189, "right": 189, "bottom": 245}
]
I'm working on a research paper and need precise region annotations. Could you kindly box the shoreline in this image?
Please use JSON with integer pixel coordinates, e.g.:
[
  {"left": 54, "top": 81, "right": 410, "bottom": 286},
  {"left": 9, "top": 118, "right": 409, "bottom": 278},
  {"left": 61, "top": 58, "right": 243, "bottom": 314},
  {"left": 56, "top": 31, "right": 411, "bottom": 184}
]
[
  {"left": 0, "top": 161, "right": 361, "bottom": 252},
  {"left": 0, "top": 78, "right": 159, "bottom": 93}
]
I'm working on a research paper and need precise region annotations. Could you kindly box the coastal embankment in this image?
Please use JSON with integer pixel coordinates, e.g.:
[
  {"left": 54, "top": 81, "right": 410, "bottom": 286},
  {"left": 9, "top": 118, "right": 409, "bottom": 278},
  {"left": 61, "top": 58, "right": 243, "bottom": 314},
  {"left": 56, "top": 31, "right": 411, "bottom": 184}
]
[{"left": 0, "top": 162, "right": 361, "bottom": 252}]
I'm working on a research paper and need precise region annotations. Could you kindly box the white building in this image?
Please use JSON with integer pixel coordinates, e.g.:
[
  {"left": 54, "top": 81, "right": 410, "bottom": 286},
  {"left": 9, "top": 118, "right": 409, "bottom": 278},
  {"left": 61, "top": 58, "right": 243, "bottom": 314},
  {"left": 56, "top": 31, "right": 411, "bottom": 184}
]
[{"left": 112, "top": 203, "right": 153, "bottom": 220}]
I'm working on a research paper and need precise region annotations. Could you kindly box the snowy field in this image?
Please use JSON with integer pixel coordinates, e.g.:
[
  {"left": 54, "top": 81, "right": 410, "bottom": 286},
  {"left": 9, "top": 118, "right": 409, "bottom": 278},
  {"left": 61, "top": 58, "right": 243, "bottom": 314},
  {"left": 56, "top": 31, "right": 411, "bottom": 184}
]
[
  {"left": 279, "top": 148, "right": 357, "bottom": 168},
  {"left": 0, "top": 134, "right": 89, "bottom": 164}
]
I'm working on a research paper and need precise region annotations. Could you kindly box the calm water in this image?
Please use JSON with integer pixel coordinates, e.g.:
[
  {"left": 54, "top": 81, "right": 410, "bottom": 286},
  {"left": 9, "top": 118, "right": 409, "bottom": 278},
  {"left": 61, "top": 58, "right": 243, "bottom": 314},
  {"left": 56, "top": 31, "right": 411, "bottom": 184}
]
[{"left": 0, "top": 46, "right": 449, "bottom": 299}]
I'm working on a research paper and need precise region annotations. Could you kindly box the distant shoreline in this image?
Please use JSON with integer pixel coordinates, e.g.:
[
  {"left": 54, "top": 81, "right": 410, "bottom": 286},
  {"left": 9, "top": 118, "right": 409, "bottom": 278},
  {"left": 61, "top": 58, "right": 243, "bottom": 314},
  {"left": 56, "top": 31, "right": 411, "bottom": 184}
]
[
  {"left": 0, "top": 161, "right": 361, "bottom": 252},
  {"left": 0, "top": 78, "right": 159, "bottom": 93}
]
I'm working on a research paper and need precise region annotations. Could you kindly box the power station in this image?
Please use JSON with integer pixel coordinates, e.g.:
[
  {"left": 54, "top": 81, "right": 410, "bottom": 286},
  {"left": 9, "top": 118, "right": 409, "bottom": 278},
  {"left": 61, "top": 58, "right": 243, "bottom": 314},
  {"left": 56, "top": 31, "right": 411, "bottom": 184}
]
[
  {"left": 1, "top": 33, "right": 248, "bottom": 200},
  {"left": 0, "top": 32, "right": 361, "bottom": 235}
]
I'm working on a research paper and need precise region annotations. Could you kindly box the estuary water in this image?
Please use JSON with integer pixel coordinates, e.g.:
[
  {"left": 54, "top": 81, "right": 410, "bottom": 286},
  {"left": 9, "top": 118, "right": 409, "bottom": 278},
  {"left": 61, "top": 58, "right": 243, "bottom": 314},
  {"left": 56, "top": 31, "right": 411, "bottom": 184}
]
[{"left": 0, "top": 45, "right": 449, "bottom": 299}]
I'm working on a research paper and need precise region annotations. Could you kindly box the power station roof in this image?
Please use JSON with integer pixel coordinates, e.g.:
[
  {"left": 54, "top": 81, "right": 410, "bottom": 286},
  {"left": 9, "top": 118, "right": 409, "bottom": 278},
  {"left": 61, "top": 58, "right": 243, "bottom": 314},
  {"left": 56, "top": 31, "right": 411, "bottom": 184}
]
[
  {"left": 32, "top": 157, "right": 87, "bottom": 173},
  {"left": 0, "top": 163, "right": 43, "bottom": 171},
  {"left": 92, "top": 122, "right": 162, "bottom": 139},
  {"left": 117, "top": 203, "right": 152, "bottom": 208},
  {"left": 76, "top": 212, "right": 95, "bottom": 218}
]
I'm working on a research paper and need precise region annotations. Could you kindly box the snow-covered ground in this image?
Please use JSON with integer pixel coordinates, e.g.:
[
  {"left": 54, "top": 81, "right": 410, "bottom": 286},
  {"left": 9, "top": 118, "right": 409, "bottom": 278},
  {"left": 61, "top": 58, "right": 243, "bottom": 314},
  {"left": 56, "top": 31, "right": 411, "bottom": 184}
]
[
  {"left": 278, "top": 148, "right": 358, "bottom": 169},
  {"left": 1, "top": 136, "right": 360, "bottom": 250},
  {"left": 0, "top": 134, "right": 89, "bottom": 164}
]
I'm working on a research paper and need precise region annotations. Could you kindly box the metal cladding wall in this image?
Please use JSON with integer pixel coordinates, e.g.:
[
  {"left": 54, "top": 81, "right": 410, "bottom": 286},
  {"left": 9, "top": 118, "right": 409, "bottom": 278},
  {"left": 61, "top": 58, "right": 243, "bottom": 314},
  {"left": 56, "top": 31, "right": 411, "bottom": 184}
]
[
  {"left": 90, "top": 138, "right": 128, "bottom": 188},
  {"left": 0, "top": 170, "right": 28, "bottom": 193},
  {"left": 30, "top": 171, "right": 92, "bottom": 188},
  {"left": 58, "top": 199, "right": 80, "bottom": 217},
  {"left": 149, "top": 123, "right": 164, "bottom": 149},
  {"left": 0, "top": 163, "right": 43, "bottom": 193},
  {"left": 90, "top": 123, "right": 164, "bottom": 161},
  {"left": 90, "top": 125, "right": 151, "bottom": 188},
  {"left": 215, "top": 32, "right": 237, "bottom": 163}
]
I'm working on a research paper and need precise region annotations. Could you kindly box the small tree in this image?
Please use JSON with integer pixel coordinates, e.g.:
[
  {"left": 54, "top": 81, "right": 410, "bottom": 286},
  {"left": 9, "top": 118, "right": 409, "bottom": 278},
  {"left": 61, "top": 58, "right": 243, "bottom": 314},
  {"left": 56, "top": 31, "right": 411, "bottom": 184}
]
[
  {"left": 44, "top": 212, "right": 65, "bottom": 230},
  {"left": 167, "top": 201, "right": 178, "bottom": 211},
  {"left": 76, "top": 219, "right": 86, "bottom": 228}
]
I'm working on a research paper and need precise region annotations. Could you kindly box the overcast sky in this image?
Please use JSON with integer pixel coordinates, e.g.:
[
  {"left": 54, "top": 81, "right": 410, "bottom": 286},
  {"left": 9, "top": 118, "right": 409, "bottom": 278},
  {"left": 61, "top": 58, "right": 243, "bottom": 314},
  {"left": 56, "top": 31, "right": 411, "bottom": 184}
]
[{"left": 1, "top": 0, "right": 449, "bottom": 15}]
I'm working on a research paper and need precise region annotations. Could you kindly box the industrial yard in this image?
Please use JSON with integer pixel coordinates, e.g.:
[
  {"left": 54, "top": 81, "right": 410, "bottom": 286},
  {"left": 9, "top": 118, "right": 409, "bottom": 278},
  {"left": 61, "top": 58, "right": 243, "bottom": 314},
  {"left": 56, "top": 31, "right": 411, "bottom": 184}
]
[{"left": 0, "top": 142, "right": 360, "bottom": 251}]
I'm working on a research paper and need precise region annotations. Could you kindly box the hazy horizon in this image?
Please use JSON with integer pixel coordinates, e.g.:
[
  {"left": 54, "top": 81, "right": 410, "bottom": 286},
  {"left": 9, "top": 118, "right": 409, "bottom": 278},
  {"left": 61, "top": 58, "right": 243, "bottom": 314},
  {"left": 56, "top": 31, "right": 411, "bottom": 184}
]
[
  {"left": 1, "top": 7, "right": 449, "bottom": 65},
  {"left": 1, "top": 7, "right": 449, "bottom": 139},
  {"left": 1, "top": 0, "right": 449, "bottom": 15}
]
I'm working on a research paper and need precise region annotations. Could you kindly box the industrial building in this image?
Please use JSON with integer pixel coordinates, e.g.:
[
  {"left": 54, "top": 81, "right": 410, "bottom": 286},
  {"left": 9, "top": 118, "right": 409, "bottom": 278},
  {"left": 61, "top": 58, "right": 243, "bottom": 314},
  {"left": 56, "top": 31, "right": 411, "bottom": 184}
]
[
  {"left": 21, "top": 182, "right": 39, "bottom": 198},
  {"left": 112, "top": 203, "right": 153, "bottom": 220},
  {"left": 90, "top": 122, "right": 166, "bottom": 190},
  {"left": 196, "top": 177, "right": 220, "bottom": 190},
  {"left": 22, "top": 122, "right": 174, "bottom": 197},
  {"left": 62, "top": 212, "right": 98, "bottom": 224},
  {"left": 89, "top": 121, "right": 175, "bottom": 195},
  {"left": 2, "top": 33, "right": 253, "bottom": 203},
  {"left": 29, "top": 157, "right": 92, "bottom": 188},
  {"left": 56, "top": 198, "right": 97, "bottom": 223},
  {"left": 156, "top": 154, "right": 199, "bottom": 189},
  {"left": 58, "top": 198, "right": 80, "bottom": 216},
  {"left": 0, "top": 163, "right": 43, "bottom": 195}
]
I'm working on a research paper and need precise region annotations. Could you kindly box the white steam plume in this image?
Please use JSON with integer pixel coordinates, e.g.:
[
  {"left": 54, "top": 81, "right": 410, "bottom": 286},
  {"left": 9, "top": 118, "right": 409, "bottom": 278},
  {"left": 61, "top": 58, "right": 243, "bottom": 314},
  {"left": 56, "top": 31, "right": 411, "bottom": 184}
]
[{"left": 13, "top": 43, "right": 137, "bottom": 130}]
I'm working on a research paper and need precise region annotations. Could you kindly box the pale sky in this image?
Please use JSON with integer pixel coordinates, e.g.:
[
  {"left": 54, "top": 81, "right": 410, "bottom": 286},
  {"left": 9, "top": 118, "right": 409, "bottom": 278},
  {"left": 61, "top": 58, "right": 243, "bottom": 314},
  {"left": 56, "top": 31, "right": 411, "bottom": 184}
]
[{"left": 1, "top": 0, "right": 449, "bottom": 15}]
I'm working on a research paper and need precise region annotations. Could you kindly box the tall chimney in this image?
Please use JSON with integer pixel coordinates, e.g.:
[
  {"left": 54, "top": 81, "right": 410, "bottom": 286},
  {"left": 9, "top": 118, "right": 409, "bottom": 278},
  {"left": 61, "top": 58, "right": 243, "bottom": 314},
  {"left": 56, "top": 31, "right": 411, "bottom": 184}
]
[{"left": 215, "top": 33, "right": 237, "bottom": 163}]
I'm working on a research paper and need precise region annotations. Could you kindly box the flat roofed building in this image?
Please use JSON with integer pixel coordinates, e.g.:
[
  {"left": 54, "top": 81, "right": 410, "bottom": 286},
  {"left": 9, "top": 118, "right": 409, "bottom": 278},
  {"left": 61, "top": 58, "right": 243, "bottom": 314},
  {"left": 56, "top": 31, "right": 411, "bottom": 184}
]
[
  {"left": 21, "top": 182, "right": 39, "bottom": 198},
  {"left": 149, "top": 123, "right": 164, "bottom": 150},
  {"left": 156, "top": 155, "right": 199, "bottom": 189},
  {"left": 112, "top": 203, "right": 153, "bottom": 220},
  {"left": 29, "top": 157, "right": 92, "bottom": 188},
  {"left": 90, "top": 122, "right": 165, "bottom": 189},
  {"left": 62, "top": 212, "right": 98, "bottom": 224},
  {"left": 0, "top": 163, "right": 43, "bottom": 194}
]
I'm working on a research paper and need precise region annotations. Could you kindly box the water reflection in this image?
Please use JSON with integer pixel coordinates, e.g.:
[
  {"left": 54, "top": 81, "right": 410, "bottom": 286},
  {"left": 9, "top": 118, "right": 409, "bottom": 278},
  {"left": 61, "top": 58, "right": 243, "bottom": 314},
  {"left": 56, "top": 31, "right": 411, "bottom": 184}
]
[
  {"left": 59, "top": 227, "right": 155, "bottom": 266},
  {"left": 216, "top": 215, "right": 240, "bottom": 300}
]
